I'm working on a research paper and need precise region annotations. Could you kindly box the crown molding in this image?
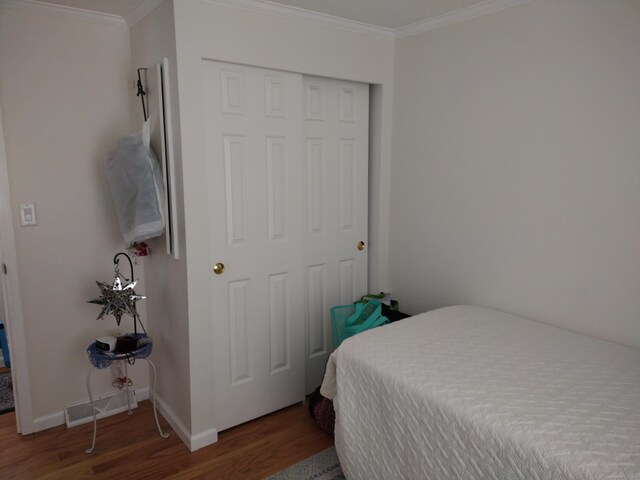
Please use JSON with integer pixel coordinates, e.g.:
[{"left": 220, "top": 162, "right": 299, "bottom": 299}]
[
  {"left": 395, "top": 0, "right": 534, "bottom": 39},
  {"left": 124, "top": 0, "right": 167, "bottom": 28},
  {"left": 0, "top": 0, "right": 127, "bottom": 27},
  {"left": 1, "top": 0, "right": 535, "bottom": 39},
  {"left": 207, "top": 0, "right": 395, "bottom": 39}
]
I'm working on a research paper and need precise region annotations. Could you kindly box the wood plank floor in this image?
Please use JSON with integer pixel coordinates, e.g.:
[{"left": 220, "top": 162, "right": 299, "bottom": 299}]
[{"left": 0, "top": 401, "right": 333, "bottom": 479}]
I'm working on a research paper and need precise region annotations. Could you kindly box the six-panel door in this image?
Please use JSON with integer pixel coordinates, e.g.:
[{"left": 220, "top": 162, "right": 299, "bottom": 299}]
[
  {"left": 203, "top": 60, "right": 368, "bottom": 431},
  {"left": 304, "top": 76, "right": 369, "bottom": 393}
]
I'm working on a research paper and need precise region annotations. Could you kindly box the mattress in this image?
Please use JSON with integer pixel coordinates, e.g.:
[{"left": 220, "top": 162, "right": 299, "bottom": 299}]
[{"left": 321, "top": 305, "right": 640, "bottom": 480}]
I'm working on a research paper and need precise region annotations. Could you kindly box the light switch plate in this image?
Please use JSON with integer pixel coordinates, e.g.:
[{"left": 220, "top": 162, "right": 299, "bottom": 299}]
[{"left": 19, "top": 203, "right": 37, "bottom": 226}]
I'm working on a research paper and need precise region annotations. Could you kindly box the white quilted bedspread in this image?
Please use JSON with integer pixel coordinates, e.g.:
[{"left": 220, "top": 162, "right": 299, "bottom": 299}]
[{"left": 321, "top": 306, "right": 640, "bottom": 480}]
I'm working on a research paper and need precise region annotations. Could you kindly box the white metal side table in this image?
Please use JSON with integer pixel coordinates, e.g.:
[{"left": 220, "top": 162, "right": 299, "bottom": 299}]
[{"left": 85, "top": 336, "right": 169, "bottom": 453}]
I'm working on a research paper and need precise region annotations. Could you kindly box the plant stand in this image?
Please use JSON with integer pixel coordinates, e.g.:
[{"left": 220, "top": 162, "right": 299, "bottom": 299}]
[{"left": 85, "top": 336, "right": 169, "bottom": 454}]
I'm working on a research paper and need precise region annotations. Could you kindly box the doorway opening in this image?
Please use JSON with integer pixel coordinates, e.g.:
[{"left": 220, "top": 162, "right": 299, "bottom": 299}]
[{"left": 0, "top": 103, "right": 34, "bottom": 433}]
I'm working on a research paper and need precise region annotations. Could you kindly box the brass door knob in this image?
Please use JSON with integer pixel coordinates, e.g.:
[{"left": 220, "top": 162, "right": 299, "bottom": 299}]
[
  {"left": 213, "top": 263, "right": 225, "bottom": 275},
  {"left": 357, "top": 241, "right": 365, "bottom": 251}
]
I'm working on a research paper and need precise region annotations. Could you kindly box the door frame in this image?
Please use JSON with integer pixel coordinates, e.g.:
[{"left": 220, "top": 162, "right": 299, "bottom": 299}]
[{"left": 0, "top": 103, "right": 34, "bottom": 434}]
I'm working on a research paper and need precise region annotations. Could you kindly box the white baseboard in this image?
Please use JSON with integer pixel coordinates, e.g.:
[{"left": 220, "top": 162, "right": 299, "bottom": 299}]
[
  {"left": 32, "top": 388, "right": 217, "bottom": 452},
  {"left": 136, "top": 387, "right": 150, "bottom": 401},
  {"left": 189, "top": 426, "right": 219, "bottom": 452},
  {"left": 33, "top": 387, "right": 150, "bottom": 433},
  {"left": 33, "top": 410, "right": 64, "bottom": 432},
  {"left": 153, "top": 394, "right": 218, "bottom": 451}
]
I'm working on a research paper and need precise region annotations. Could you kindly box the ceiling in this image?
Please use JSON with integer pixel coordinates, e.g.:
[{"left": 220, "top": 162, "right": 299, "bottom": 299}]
[
  {"left": 31, "top": 0, "right": 491, "bottom": 29},
  {"left": 33, "top": 0, "right": 142, "bottom": 19}
]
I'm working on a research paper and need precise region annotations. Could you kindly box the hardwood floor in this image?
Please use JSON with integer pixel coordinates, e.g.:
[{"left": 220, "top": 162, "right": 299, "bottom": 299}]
[{"left": 0, "top": 401, "right": 333, "bottom": 479}]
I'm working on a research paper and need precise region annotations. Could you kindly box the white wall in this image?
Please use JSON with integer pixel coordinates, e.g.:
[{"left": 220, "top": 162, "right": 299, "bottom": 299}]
[
  {"left": 390, "top": 0, "right": 640, "bottom": 347},
  {"left": 0, "top": 7, "right": 149, "bottom": 425},
  {"left": 7, "top": 0, "right": 636, "bottom": 442},
  {"left": 130, "top": 0, "right": 193, "bottom": 441},
  {"left": 172, "top": 0, "right": 395, "bottom": 441}
]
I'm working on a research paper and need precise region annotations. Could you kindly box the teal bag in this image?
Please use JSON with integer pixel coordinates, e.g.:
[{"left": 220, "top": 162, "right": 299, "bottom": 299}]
[{"left": 330, "top": 300, "right": 388, "bottom": 348}]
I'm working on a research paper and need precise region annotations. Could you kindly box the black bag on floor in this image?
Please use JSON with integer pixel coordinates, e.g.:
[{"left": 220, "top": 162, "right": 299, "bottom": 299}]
[{"left": 308, "top": 386, "right": 335, "bottom": 436}]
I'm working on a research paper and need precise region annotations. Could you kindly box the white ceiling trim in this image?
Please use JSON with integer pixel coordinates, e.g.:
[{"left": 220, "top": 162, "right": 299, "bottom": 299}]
[
  {"left": 124, "top": 0, "right": 166, "bottom": 28},
  {"left": 207, "top": 0, "right": 396, "bottom": 39},
  {"left": 0, "top": 0, "right": 127, "bottom": 28},
  {"left": 395, "top": 0, "right": 535, "bottom": 39},
  {"left": 1, "top": 0, "right": 536, "bottom": 39}
]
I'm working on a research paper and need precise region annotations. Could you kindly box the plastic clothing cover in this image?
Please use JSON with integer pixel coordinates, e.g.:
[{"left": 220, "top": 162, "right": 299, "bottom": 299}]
[{"left": 105, "top": 120, "right": 165, "bottom": 245}]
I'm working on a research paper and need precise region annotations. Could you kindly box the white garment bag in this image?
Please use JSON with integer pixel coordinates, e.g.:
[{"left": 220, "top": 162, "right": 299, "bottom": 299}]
[{"left": 105, "top": 120, "right": 165, "bottom": 245}]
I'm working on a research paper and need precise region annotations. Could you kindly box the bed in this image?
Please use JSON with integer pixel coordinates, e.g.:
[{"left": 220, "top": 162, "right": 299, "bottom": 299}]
[{"left": 321, "top": 305, "right": 640, "bottom": 480}]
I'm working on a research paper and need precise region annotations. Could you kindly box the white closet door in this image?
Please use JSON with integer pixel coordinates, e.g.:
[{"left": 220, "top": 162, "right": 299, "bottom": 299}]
[
  {"left": 304, "top": 77, "right": 369, "bottom": 393},
  {"left": 203, "top": 61, "right": 305, "bottom": 431}
]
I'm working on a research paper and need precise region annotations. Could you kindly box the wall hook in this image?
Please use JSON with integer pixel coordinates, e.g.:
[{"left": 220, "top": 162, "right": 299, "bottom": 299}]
[{"left": 136, "top": 67, "right": 148, "bottom": 121}]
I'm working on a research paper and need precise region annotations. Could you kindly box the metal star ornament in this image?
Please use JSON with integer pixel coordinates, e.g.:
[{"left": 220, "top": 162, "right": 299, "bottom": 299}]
[
  {"left": 88, "top": 275, "right": 146, "bottom": 325},
  {"left": 88, "top": 252, "right": 147, "bottom": 333}
]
